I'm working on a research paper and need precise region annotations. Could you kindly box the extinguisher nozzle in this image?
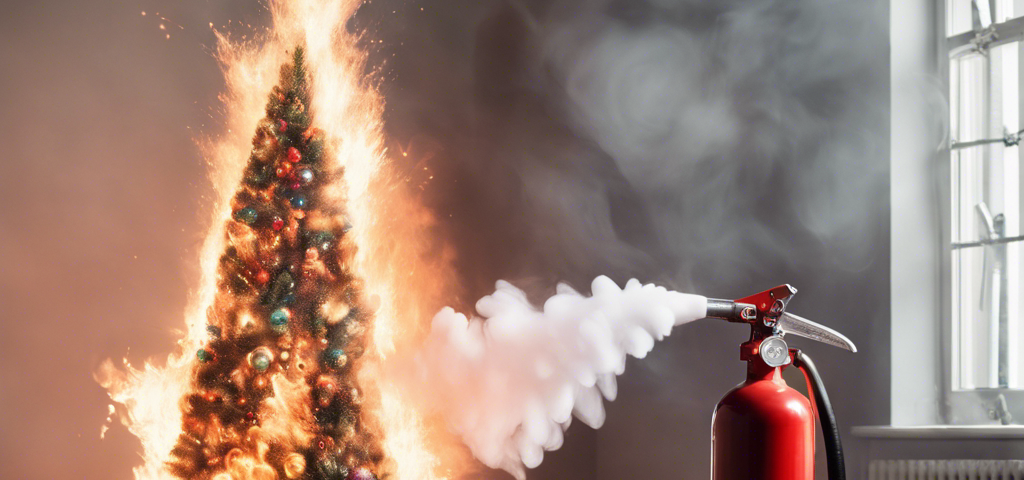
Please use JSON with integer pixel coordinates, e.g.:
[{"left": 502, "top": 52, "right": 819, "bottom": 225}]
[{"left": 704, "top": 299, "right": 757, "bottom": 323}]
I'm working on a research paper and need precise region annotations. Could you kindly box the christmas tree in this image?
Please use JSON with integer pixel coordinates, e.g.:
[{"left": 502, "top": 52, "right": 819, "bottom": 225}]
[{"left": 167, "top": 47, "right": 384, "bottom": 480}]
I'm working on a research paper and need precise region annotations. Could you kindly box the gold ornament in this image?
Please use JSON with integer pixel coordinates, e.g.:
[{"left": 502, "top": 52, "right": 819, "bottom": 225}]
[{"left": 283, "top": 452, "right": 306, "bottom": 478}]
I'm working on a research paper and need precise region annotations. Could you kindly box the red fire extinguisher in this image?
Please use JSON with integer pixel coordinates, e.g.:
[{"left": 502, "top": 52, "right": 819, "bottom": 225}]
[{"left": 704, "top": 285, "right": 857, "bottom": 480}]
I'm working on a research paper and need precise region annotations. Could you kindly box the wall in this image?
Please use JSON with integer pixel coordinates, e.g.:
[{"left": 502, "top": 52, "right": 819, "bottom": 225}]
[{"left": 890, "top": 0, "right": 945, "bottom": 429}]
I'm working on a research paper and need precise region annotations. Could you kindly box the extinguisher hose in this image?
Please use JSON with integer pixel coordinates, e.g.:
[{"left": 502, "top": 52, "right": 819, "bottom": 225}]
[{"left": 792, "top": 350, "right": 846, "bottom": 480}]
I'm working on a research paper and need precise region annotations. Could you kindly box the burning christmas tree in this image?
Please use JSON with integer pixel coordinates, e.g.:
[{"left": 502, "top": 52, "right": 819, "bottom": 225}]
[{"left": 165, "top": 47, "right": 384, "bottom": 480}]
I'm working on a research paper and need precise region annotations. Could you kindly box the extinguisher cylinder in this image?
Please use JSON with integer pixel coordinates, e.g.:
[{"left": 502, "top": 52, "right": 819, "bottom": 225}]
[{"left": 712, "top": 363, "right": 815, "bottom": 480}]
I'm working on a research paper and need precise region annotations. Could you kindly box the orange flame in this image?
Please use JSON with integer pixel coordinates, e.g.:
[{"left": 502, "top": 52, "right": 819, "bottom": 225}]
[{"left": 98, "top": 1, "right": 462, "bottom": 478}]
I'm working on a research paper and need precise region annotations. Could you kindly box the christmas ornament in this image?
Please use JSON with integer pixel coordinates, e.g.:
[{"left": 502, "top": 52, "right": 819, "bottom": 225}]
[
  {"left": 196, "top": 349, "right": 213, "bottom": 363},
  {"left": 283, "top": 453, "right": 306, "bottom": 479},
  {"left": 234, "top": 207, "right": 258, "bottom": 225},
  {"left": 306, "top": 230, "right": 334, "bottom": 251},
  {"left": 287, "top": 147, "right": 302, "bottom": 163},
  {"left": 248, "top": 347, "right": 273, "bottom": 372},
  {"left": 269, "top": 307, "right": 291, "bottom": 333},
  {"left": 297, "top": 167, "right": 314, "bottom": 184},
  {"left": 277, "top": 119, "right": 288, "bottom": 132},
  {"left": 271, "top": 216, "right": 285, "bottom": 231},
  {"left": 316, "top": 375, "right": 338, "bottom": 407},
  {"left": 290, "top": 194, "right": 308, "bottom": 209},
  {"left": 324, "top": 348, "right": 348, "bottom": 369}
]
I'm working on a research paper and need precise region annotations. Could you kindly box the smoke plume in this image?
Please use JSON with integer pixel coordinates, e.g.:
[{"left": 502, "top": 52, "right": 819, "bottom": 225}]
[{"left": 353, "top": 0, "right": 887, "bottom": 298}]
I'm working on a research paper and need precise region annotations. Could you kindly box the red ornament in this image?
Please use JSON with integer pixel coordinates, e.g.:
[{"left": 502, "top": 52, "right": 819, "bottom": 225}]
[
  {"left": 315, "top": 435, "right": 335, "bottom": 451},
  {"left": 256, "top": 270, "right": 270, "bottom": 284},
  {"left": 272, "top": 217, "right": 285, "bottom": 231},
  {"left": 316, "top": 375, "right": 338, "bottom": 407},
  {"left": 287, "top": 147, "right": 302, "bottom": 163},
  {"left": 278, "top": 119, "right": 288, "bottom": 132},
  {"left": 276, "top": 162, "right": 293, "bottom": 178}
]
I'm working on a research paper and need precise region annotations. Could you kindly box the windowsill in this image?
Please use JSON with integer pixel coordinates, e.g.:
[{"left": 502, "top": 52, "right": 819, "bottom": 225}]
[{"left": 853, "top": 425, "right": 1024, "bottom": 439}]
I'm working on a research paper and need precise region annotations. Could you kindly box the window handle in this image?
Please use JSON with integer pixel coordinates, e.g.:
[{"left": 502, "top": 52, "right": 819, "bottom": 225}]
[
  {"left": 976, "top": 202, "right": 995, "bottom": 308},
  {"left": 976, "top": 203, "right": 996, "bottom": 238}
]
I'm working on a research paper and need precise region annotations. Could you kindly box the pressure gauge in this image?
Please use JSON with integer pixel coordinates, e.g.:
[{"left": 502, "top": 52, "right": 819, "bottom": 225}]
[{"left": 759, "top": 336, "right": 789, "bottom": 367}]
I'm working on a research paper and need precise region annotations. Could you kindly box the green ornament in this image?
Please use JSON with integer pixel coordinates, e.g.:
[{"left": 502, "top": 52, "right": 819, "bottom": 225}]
[
  {"left": 323, "top": 348, "right": 348, "bottom": 369},
  {"left": 304, "top": 230, "right": 335, "bottom": 251},
  {"left": 233, "top": 207, "right": 258, "bottom": 225},
  {"left": 269, "top": 307, "right": 291, "bottom": 334}
]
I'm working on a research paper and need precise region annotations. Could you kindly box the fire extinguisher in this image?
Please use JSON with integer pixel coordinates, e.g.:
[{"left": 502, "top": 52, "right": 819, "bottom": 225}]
[{"left": 704, "top": 285, "right": 857, "bottom": 480}]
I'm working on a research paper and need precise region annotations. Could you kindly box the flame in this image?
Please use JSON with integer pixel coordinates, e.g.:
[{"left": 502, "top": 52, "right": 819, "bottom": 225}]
[{"left": 99, "top": 1, "right": 462, "bottom": 478}]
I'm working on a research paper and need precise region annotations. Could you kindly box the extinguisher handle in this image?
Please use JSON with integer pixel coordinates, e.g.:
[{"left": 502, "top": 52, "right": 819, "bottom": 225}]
[{"left": 791, "top": 349, "right": 846, "bottom": 480}]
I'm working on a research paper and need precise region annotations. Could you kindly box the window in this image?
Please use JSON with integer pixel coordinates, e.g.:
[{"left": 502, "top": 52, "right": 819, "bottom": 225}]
[{"left": 944, "top": 0, "right": 1024, "bottom": 424}]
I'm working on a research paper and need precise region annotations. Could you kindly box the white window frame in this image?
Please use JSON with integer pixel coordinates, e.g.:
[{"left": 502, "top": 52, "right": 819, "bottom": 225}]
[
  {"left": 891, "top": 0, "right": 1024, "bottom": 428},
  {"left": 940, "top": 0, "right": 1024, "bottom": 425}
]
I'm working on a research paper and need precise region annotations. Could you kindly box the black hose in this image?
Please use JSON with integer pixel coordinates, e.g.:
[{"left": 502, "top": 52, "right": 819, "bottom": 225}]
[{"left": 792, "top": 349, "right": 846, "bottom": 480}]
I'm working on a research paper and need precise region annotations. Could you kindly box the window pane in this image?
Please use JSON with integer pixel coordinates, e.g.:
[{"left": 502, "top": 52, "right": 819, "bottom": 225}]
[
  {"left": 950, "top": 42, "right": 1024, "bottom": 390},
  {"left": 948, "top": 0, "right": 974, "bottom": 37},
  {"left": 995, "top": 0, "right": 1024, "bottom": 23}
]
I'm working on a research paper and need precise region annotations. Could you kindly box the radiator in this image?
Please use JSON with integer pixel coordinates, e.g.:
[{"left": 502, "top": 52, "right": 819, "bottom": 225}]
[{"left": 868, "top": 460, "right": 1024, "bottom": 479}]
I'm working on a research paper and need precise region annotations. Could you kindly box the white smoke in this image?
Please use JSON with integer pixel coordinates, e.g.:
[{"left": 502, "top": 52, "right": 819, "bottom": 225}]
[{"left": 405, "top": 276, "right": 707, "bottom": 479}]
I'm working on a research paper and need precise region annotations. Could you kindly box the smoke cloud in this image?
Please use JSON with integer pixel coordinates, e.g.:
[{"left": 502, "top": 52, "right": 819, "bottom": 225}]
[
  {"left": 353, "top": 0, "right": 887, "bottom": 299},
  {"left": 399, "top": 276, "right": 706, "bottom": 479},
  {"left": 348, "top": 0, "right": 888, "bottom": 476}
]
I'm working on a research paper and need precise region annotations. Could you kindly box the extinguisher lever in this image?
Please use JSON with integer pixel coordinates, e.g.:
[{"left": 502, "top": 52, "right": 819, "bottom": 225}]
[
  {"left": 705, "top": 286, "right": 858, "bottom": 353},
  {"left": 792, "top": 349, "right": 847, "bottom": 480},
  {"left": 777, "top": 312, "right": 858, "bottom": 353}
]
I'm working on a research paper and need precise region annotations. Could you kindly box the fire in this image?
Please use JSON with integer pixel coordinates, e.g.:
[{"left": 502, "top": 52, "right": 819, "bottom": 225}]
[{"left": 98, "top": 1, "right": 459, "bottom": 478}]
